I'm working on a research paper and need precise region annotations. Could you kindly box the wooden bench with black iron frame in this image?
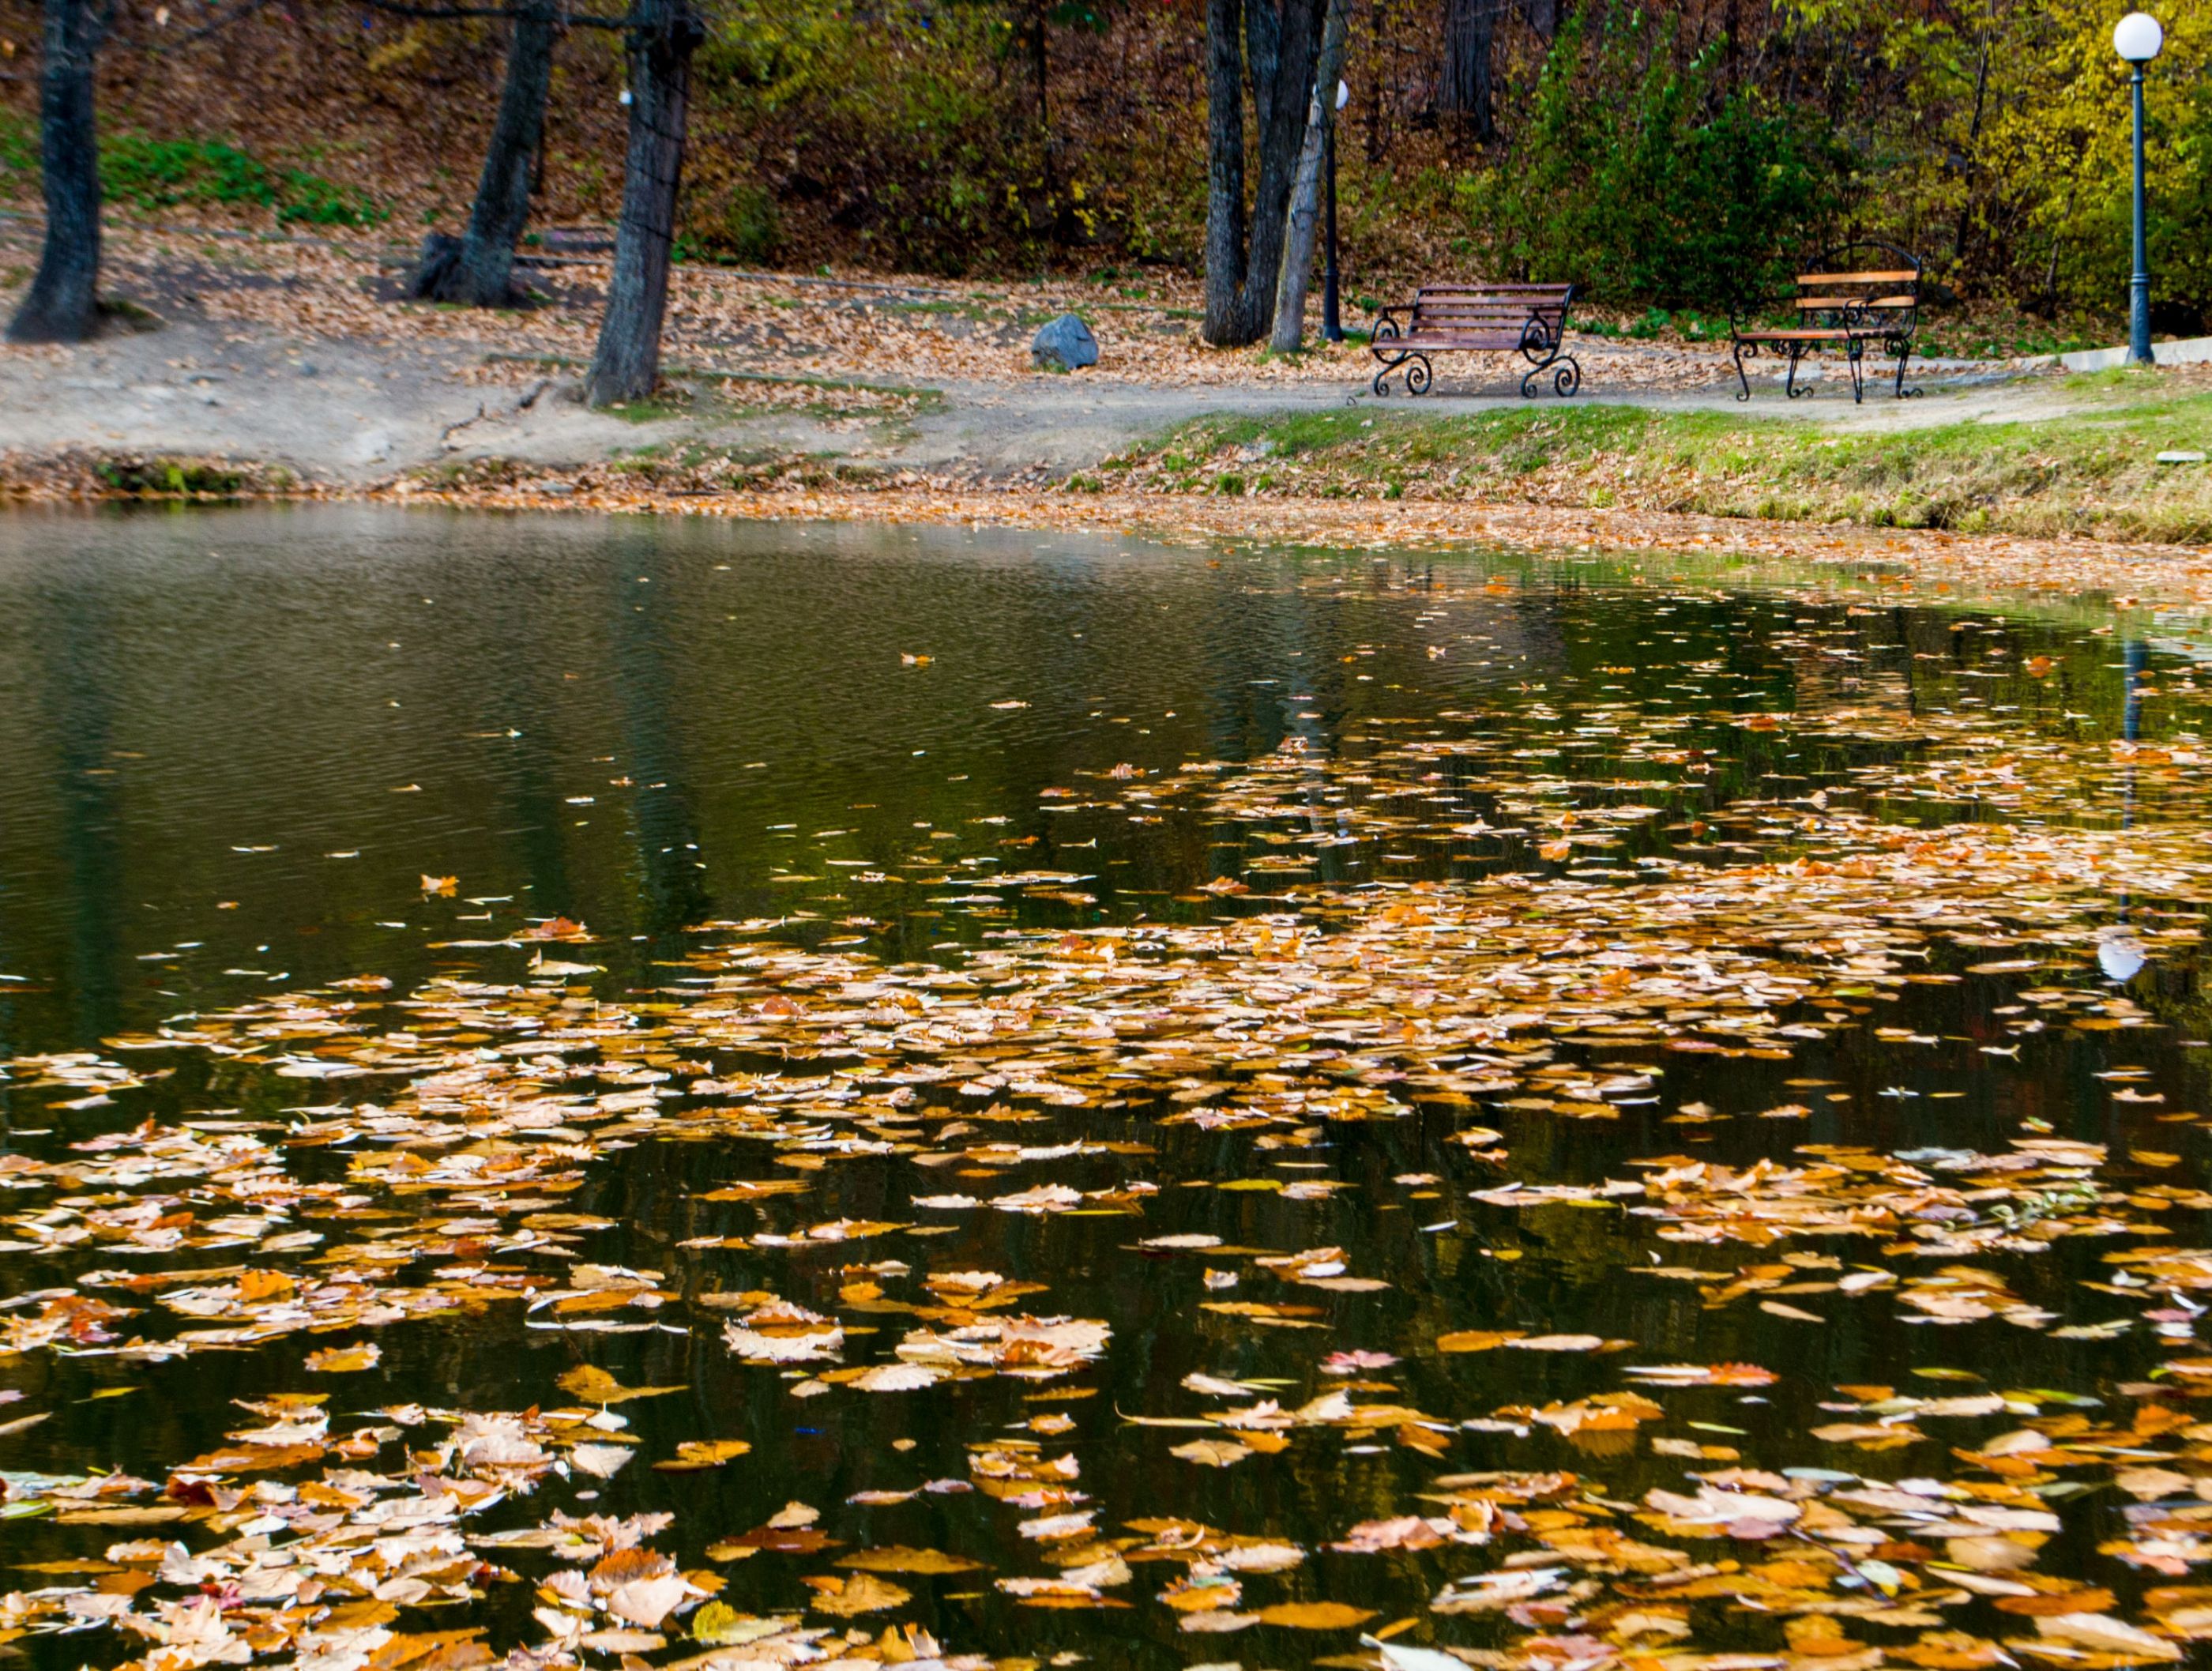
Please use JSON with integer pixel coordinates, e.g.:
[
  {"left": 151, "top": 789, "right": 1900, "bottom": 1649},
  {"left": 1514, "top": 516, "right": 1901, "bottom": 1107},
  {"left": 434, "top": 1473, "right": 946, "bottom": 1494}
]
[
  {"left": 1370, "top": 282, "right": 1582, "bottom": 398},
  {"left": 1730, "top": 242, "right": 1925, "bottom": 404}
]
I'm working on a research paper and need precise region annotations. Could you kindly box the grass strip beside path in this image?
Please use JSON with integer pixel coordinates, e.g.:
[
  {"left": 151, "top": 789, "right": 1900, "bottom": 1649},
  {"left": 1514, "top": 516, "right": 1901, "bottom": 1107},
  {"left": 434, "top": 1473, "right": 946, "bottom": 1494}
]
[{"left": 1099, "top": 375, "right": 2212, "bottom": 545}]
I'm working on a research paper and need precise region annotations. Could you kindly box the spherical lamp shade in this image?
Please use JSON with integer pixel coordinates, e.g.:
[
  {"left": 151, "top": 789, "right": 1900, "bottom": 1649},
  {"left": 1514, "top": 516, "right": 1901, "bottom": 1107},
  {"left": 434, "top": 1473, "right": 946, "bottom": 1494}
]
[{"left": 2114, "top": 11, "right": 2163, "bottom": 62}]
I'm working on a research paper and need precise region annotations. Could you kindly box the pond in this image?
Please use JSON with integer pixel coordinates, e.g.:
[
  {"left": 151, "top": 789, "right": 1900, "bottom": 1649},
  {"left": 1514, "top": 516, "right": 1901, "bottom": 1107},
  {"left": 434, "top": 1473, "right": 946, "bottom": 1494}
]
[{"left": 0, "top": 505, "right": 2207, "bottom": 1671}]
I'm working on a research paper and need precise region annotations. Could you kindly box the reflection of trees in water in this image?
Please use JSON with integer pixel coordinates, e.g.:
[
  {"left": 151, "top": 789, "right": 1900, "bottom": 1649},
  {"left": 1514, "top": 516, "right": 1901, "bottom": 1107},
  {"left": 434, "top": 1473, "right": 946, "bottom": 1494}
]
[
  {"left": 610, "top": 529, "right": 714, "bottom": 938},
  {"left": 33, "top": 574, "right": 125, "bottom": 1048}
]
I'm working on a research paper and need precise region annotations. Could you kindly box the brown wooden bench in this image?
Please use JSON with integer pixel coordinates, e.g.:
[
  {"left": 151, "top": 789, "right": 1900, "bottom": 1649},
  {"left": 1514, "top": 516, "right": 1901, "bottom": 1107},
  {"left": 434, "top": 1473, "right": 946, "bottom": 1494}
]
[
  {"left": 1370, "top": 282, "right": 1581, "bottom": 397},
  {"left": 1731, "top": 243, "right": 1925, "bottom": 402}
]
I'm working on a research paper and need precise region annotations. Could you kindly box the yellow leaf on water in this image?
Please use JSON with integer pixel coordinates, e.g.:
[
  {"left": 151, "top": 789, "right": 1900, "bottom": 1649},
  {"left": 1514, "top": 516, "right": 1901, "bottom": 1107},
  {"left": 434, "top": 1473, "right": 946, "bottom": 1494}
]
[
  {"left": 1170, "top": 1438, "right": 1252, "bottom": 1467},
  {"left": 304, "top": 1343, "right": 381, "bottom": 1373},
  {"left": 836, "top": 1547, "right": 987, "bottom": 1575},
  {"left": 1437, "top": 1330, "right": 1525, "bottom": 1353},
  {"left": 1258, "top": 1601, "right": 1376, "bottom": 1629},
  {"left": 803, "top": 1572, "right": 912, "bottom": 1617}
]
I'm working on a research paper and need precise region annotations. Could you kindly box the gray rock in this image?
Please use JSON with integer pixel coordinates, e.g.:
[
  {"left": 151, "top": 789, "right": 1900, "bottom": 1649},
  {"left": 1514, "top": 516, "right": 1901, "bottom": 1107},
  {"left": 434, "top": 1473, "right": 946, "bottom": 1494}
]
[{"left": 1031, "top": 312, "right": 1098, "bottom": 372}]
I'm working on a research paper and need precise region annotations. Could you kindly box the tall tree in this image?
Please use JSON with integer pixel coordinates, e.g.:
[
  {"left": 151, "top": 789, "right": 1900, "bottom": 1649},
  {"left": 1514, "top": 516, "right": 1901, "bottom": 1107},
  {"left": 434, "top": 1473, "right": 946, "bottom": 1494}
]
[
  {"left": 1270, "top": 0, "right": 1349, "bottom": 352},
  {"left": 585, "top": 0, "right": 703, "bottom": 406},
  {"left": 1203, "top": 0, "right": 1327, "bottom": 346},
  {"left": 411, "top": 1, "right": 559, "bottom": 308},
  {"left": 1440, "top": 0, "right": 1495, "bottom": 142},
  {"left": 7, "top": 0, "right": 107, "bottom": 344}
]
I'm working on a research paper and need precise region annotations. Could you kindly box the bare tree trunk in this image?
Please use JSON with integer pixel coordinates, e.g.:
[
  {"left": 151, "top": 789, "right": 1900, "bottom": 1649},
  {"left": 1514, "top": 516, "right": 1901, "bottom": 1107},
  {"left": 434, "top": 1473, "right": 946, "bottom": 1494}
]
[
  {"left": 1522, "top": 0, "right": 1557, "bottom": 40},
  {"left": 1202, "top": 0, "right": 1251, "bottom": 344},
  {"left": 415, "top": 2, "right": 557, "bottom": 307},
  {"left": 1242, "top": 0, "right": 1321, "bottom": 341},
  {"left": 1270, "top": 0, "right": 1349, "bottom": 352},
  {"left": 8, "top": 0, "right": 104, "bottom": 344},
  {"left": 1439, "top": 0, "right": 1495, "bottom": 142},
  {"left": 1203, "top": 0, "right": 1326, "bottom": 345},
  {"left": 1952, "top": 0, "right": 1994, "bottom": 268},
  {"left": 585, "top": 0, "right": 702, "bottom": 407}
]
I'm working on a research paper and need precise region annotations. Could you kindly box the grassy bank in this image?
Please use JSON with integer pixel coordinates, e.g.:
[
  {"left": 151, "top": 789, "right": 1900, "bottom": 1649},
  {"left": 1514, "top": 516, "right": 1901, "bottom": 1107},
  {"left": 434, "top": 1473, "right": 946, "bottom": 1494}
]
[{"left": 1096, "top": 373, "right": 2212, "bottom": 545}]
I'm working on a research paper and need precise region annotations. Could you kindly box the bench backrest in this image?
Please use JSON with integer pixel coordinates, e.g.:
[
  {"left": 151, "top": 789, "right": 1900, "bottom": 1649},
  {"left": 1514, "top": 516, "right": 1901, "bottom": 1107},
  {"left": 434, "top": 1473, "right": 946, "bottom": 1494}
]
[
  {"left": 1408, "top": 283, "right": 1574, "bottom": 340},
  {"left": 1791, "top": 245, "right": 1922, "bottom": 329}
]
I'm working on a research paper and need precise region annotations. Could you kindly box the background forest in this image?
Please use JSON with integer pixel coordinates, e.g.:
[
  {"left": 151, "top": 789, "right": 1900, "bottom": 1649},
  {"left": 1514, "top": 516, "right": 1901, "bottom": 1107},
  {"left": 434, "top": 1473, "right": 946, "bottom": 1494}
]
[{"left": 0, "top": 0, "right": 2206, "bottom": 328}]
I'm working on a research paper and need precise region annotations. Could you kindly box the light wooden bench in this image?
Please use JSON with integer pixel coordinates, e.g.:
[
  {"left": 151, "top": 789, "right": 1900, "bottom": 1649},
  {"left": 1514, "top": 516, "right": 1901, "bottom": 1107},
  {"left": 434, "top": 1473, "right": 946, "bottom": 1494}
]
[{"left": 1732, "top": 243, "right": 1925, "bottom": 402}]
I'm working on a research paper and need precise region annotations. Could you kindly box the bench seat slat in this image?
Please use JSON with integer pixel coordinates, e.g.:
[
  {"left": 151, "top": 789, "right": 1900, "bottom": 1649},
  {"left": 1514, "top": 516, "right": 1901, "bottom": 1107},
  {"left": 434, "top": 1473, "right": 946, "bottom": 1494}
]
[{"left": 1794, "top": 269, "right": 1919, "bottom": 284}]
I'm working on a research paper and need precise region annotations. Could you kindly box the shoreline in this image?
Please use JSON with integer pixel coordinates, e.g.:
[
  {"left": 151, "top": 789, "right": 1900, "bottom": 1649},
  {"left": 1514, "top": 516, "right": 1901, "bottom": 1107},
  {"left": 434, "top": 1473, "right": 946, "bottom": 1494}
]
[{"left": 6, "top": 455, "right": 2210, "bottom": 627}]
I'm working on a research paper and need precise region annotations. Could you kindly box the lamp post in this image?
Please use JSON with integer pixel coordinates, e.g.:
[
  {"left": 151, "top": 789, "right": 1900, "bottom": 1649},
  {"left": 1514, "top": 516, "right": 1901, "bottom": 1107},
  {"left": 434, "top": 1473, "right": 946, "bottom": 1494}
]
[
  {"left": 2114, "top": 11, "right": 2163, "bottom": 366},
  {"left": 1322, "top": 79, "right": 1349, "bottom": 343}
]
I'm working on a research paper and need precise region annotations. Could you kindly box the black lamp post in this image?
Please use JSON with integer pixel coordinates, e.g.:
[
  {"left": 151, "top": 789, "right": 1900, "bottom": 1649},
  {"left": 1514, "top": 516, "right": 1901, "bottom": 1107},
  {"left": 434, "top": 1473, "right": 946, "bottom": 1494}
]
[
  {"left": 2115, "top": 11, "right": 2163, "bottom": 366},
  {"left": 1322, "top": 78, "right": 1349, "bottom": 343}
]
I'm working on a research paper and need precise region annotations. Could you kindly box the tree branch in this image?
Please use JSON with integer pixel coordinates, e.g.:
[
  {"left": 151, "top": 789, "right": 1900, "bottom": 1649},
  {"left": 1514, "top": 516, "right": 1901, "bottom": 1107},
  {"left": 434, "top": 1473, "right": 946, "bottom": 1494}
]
[{"left": 357, "top": 0, "right": 641, "bottom": 28}]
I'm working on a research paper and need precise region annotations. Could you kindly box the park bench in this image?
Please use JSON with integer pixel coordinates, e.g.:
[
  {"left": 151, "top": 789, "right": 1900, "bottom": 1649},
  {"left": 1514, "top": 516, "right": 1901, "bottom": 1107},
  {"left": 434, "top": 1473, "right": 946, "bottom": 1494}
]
[
  {"left": 1370, "top": 282, "right": 1582, "bottom": 398},
  {"left": 1731, "top": 243, "right": 1925, "bottom": 402}
]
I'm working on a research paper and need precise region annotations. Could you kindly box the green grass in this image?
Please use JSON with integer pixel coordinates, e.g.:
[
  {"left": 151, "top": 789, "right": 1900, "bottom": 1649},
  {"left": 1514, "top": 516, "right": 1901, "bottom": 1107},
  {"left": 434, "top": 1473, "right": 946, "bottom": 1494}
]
[
  {"left": 0, "top": 130, "right": 386, "bottom": 228},
  {"left": 1115, "top": 378, "right": 2212, "bottom": 544}
]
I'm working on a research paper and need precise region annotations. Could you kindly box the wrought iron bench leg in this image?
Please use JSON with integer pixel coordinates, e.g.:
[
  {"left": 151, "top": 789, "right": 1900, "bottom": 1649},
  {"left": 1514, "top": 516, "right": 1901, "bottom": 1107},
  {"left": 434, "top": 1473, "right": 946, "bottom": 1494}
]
[
  {"left": 1518, "top": 347, "right": 1582, "bottom": 399},
  {"left": 1785, "top": 344, "right": 1809, "bottom": 399},
  {"left": 1892, "top": 341, "right": 1920, "bottom": 398},
  {"left": 1732, "top": 340, "right": 1755, "bottom": 401},
  {"left": 1846, "top": 338, "right": 1866, "bottom": 405}
]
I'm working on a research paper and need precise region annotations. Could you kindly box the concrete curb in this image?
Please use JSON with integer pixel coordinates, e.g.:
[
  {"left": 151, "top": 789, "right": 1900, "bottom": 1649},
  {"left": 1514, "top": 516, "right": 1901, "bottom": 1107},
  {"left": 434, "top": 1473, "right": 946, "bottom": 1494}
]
[{"left": 2060, "top": 334, "right": 2212, "bottom": 371}]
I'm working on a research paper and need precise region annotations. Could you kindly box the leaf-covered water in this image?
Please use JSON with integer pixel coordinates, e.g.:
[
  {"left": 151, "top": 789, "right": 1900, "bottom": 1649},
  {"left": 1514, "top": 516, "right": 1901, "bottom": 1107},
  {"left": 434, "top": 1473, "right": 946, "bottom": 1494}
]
[{"left": 0, "top": 507, "right": 2208, "bottom": 1671}]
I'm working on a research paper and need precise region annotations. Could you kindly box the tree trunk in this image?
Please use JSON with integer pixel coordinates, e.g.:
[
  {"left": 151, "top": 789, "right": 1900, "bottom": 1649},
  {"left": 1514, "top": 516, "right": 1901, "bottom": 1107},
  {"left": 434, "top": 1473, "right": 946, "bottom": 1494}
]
[
  {"left": 414, "top": 2, "right": 556, "bottom": 308},
  {"left": 1202, "top": 0, "right": 1326, "bottom": 346},
  {"left": 1440, "top": 0, "right": 1495, "bottom": 142},
  {"left": 7, "top": 0, "right": 104, "bottom": 344},
  {"left": 585, "top": 0, "right": 702, "bottom": 407},
  {"left": 1202, "top": 0, "right": 1250, "bottom": 344},
  {"left": 1270, "top": 0, "right": 1349, "bottom": 352},
  {"left": 1522, "top": 0, "right": 1557, "bottom": 40}
]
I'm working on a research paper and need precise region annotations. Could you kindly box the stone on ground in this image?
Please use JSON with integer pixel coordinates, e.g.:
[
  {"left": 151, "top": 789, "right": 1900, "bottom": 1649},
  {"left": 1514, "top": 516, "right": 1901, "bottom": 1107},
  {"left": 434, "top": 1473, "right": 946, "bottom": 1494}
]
[{"left": 1032, "top": 313, "right": 1099, "bottom": 372}]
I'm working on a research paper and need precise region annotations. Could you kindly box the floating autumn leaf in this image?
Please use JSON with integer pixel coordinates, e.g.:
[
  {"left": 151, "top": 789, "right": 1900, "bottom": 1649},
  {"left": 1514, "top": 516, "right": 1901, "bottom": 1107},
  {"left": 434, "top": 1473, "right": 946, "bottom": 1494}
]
[
  {"left": 556, "top": 1364, "right": 686, "bottom": 1404},
  {"left": 1169, "top": 1438, "right": 1252, "bottom": 1468},
  {"left": 723, "top": 1300, "right": 844, "bottom": 1364},
  {"left": 833, "top": 1547, "right": 985, "bottom": 1575},
  {"left": 1437, "top": 1330, "right": 1525, "bottom": 1352},
  {"left": 566, "top": 1443, "right": 635, "bottom": 1478},
  {"left": 801, "top": 1571, "right": 911, "bottom": 1616},
  {"left": 1322, "top": 1350, "right": 1399, "bottom": 1373},
  {"left": 1258, "top": 1601, "right": 1375, "bottom": 1629},
  {"left": 421, "top": 875, "right": 457, "bottom": 896},
  {"left": 519, "top": 915, "right": 589, "bottom": 940},
  {"left": 1507, "top": 1333, "right": 1608, "bottom": 1352},
  {"left": 1623, "top": 1362, "right": 1778, "bottom": 1387},
  {"left": 688, "top": 1603, "right": 795, "bottom": 1647},
  {"left": 304, "top": 1342, "right": 381, "bottom": 1373},
  {"left": 605, "top": 1571, "right": 695, "bottom": 1629},
  {"left": 653, "top": 1440, "right": 751, "bottom": 1472}
]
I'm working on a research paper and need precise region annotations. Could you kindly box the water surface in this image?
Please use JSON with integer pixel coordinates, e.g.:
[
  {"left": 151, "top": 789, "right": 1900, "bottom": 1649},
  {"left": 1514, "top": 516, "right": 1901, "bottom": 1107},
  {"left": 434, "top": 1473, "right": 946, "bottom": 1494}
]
[{"left": 0, "top": 507, "right": 2206, "bottom": 1671}]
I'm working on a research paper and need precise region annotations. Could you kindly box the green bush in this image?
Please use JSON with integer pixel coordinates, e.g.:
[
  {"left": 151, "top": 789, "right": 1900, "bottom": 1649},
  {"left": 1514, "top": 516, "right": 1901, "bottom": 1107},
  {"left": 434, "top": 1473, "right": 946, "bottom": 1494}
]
[
  {"left": 685, "top": 181, "right": 783, "bottom": 265},
  {"left": 1457, "top": 5, "right": 1841, "bottom": 312}
]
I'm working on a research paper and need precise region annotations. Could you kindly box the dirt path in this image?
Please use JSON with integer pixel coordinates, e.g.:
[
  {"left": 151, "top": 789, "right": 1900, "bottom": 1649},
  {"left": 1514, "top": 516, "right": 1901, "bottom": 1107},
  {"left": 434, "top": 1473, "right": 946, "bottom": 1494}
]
[
  {"left": 0, "top": 311, "right": 2097, "bottom": 491},
  {"left": 0, "top": 219, "right": 2107, "bottom": 491}
]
